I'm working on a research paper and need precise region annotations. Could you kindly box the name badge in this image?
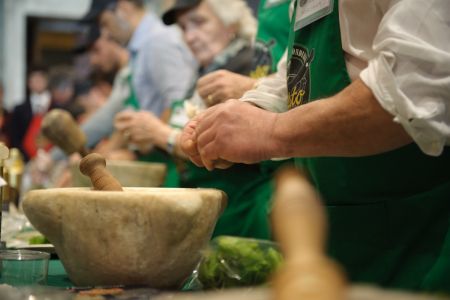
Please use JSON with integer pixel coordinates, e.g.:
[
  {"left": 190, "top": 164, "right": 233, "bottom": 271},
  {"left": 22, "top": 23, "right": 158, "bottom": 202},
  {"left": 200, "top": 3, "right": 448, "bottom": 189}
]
[
  {"left": 294, "top": 0, "right": 333, "bottom": 31},
  {"left": 265, "top": 0, "right": 290, "bottom": 8}
]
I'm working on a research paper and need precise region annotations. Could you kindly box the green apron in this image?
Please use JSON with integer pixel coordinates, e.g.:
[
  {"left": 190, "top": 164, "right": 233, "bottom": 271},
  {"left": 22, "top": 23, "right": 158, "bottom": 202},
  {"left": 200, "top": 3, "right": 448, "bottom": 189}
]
[
  {"left": 252, "top": 0, "right": 295, "bottom": 176},
  {"left": 287, "top": 0, "right": 450, "bottom": 292},
  {"left": 180, "top": 162, "right": 273, "bottom": 239},
  {"left": 125, "top": 74, "right": 180, "bottom": 187},
  {"left": 124, "top": 73, "right": 140, "bottom": 109},
  {"left": 169, "top": 100, "right": 273, "bottom": 240},
  {"left": 163, "top": 5, "right": 293, "bottom": 239},
  {"left": 138, "top": 149, "right": 180, "bottom": 187},
  {"left": 251, "top": 0, "right": 291, "bottom": 78}
]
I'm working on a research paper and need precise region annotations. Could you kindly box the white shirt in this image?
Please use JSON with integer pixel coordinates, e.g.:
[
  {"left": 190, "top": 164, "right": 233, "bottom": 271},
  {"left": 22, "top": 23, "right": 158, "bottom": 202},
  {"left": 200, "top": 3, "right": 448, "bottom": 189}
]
[
  {"left": 30, "top": 91, "right": 51, "bottom": 114},
  {"left": 242, "top": 0, "right": 450, "bottom": 156}
]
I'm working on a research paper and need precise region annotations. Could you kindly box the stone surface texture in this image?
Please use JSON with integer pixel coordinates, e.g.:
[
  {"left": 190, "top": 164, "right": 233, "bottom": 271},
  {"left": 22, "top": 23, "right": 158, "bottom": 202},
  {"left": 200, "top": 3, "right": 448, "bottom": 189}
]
[{"left": 23, "top": 187, "right": 227, "bottom": 289}]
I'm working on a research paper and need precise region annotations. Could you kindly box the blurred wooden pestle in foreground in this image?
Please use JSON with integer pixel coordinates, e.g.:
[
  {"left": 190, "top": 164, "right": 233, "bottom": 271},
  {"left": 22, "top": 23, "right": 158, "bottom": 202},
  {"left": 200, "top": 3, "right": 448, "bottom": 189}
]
[{"left": 272, "top": 167, "right": 347, "bottom": 300}]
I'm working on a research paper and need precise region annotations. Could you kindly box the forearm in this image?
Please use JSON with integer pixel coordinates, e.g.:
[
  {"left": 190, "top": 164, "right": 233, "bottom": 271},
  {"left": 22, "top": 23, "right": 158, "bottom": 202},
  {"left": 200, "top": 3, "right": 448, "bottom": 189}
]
[
  {"left": 82, "top": 97, "right": 123, "bottom": 148},
  {"left": 107, "top": 131, "right": 127, "bottom": 151},
  {"left": 173, "top": 135, "right": 188, "bottom": 159},
  {"left": 270, "top": 79, "right": 412, "bottom": 158},
  {"left": 151, "top": 123, "right": 172, "bottom": 151},
  {"left": 159, "top": 127, "right": 188, "bottom": 159},
  {"left": 141, "top": 122, "right": 188, "bottom": 159}
]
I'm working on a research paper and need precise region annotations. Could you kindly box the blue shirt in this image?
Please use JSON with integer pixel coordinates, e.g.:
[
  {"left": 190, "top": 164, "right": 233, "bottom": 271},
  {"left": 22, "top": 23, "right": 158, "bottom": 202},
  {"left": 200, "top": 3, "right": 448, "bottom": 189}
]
[{"left": 128, "top": 13, "right": 197, "bottom": 116}]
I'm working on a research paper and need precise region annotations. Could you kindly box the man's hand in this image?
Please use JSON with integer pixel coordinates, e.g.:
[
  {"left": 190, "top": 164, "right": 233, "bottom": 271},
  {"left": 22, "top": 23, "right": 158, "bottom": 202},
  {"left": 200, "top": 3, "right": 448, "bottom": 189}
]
[
  {"left": 115, "top": 110, "right": 167, "bottom": 145},
  {"left": 182, "top": 79, "right": 414, "bottom": 169},
  {"left": 181, "top": 100, "right": 278, "bottom": 170},
  {"left": 180, "top": 118, "right": 204, "bottom": 167},
  {"left": 197, "top": 70, "right": 257, "bottom": 106}
]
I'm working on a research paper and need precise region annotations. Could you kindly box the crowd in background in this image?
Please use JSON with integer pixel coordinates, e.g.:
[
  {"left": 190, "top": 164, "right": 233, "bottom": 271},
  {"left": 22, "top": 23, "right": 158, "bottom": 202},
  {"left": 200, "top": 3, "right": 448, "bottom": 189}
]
[
  {"left": 0, "top": 0, "right": 288, "bottom": 239},
  {"left": 1, "top": 0, "right": 450, "bottom": 293}
]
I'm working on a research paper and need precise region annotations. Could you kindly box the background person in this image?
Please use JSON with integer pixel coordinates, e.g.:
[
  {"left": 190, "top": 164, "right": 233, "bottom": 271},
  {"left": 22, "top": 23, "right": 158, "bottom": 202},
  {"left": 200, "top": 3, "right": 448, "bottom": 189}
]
[
  {"left": 103, "top": 0, "right": 197, "bottom": 116},
  {"left": 195, "top": 0, "right": 291, "bottom": 106},
  {"left": 115, "top": 0, "right": 275, "bottom": 239},
  {"left": 10, "top": 66, "right": 51, "bottom": 161}
]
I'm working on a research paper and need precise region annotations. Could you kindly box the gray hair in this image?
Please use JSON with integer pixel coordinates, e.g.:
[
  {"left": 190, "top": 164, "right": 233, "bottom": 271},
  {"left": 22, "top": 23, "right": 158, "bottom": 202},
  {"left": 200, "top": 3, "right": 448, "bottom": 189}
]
[{"left": 205, "top": 0, "right": 257, "bottom": 43}]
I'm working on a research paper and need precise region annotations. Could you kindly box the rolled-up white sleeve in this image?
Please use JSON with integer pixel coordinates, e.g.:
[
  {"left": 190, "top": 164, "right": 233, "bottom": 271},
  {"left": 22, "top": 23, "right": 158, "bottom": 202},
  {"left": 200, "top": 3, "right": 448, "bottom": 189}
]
[
  {"left": 240, "top": 51, "right": 289, "bottom": 113},
  {"left": 360, "top": 0, "right": 450, "bottom": 156}
]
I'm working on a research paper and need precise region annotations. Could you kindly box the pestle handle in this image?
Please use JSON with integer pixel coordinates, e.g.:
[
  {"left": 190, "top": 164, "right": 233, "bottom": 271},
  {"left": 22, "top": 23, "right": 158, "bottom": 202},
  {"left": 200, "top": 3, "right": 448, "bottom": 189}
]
[
  {"left": 41, "top": 109, "right": 88, "bottom": 156},
  {"left": 79, "top": 153, "right": 123, "bottom": 191},
  {"left": 272, "top": 167, "right": 347, "bottom": 300},
  {"left": 272, "top": 168, "right": 326, "bottom": 257}
]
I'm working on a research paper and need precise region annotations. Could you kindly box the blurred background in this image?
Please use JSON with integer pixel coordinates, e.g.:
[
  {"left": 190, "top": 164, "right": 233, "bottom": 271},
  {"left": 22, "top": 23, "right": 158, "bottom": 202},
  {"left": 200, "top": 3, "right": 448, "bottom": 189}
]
[
  {"left": 0, "top": 0, "right": 262, "bottom": 249},
  {"left": 0, "top": 0, "right": 261, "bottom": 195},
  {"left": 0, "top": 0, "right": 188, "bottom": 111}
]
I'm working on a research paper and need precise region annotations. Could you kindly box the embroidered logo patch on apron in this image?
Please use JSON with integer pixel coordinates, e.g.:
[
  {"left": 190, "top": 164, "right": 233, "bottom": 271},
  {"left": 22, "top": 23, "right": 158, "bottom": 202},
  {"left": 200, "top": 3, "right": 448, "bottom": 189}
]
[{"left": 287, "top": 45, "right": 314, "bottom": 108}]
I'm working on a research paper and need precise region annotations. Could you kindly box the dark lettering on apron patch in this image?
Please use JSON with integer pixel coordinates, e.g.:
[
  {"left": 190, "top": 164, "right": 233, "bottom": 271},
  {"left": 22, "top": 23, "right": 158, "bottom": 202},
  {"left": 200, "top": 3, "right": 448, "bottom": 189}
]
[{"left": 287, "top": 45, "right": 314, "bottom": 108}]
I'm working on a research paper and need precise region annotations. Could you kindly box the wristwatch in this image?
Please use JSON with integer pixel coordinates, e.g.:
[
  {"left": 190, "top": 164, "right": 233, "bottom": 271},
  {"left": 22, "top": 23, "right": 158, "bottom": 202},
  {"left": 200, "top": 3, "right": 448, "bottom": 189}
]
[{"left": 167, "top": 129, "right": 181, "bottom": 154}]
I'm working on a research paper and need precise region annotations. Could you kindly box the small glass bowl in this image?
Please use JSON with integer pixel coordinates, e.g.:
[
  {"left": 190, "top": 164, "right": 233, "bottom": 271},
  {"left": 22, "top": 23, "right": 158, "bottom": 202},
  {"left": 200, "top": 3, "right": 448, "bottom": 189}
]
[{"left": 0, "top": 249, "right": 50, "bottom": 286}]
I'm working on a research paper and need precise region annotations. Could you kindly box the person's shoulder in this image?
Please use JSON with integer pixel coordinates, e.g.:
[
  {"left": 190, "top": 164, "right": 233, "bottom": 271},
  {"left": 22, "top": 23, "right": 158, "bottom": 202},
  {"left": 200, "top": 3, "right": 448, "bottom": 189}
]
[
  {"left": 156, "top": 30, "right": 182, "bottom": 45},
  {"left": 147, "top": 16, "right": 184, "bottom": 44},
  {"left": 12, "top": 99, "right": 31, "bottom": 114},
  {"left": 142, "top": 26, "right": 186, "bottom": 53}
]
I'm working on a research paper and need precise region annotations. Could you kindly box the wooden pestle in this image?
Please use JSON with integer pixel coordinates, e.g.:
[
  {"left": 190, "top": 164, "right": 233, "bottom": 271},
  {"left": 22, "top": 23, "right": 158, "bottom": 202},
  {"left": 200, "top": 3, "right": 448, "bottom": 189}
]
[
  {"left": 41, "top": 109, "right": 89, "bottom": 157},
  {"left": 272, "top": 167, "right": 347, "bottom": 300},
  {"left": 79, "top": 153, "right": 123, "bottom": 191},
  {"left": 42, "top": 109, "right": 122, "bottom": 191}
]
